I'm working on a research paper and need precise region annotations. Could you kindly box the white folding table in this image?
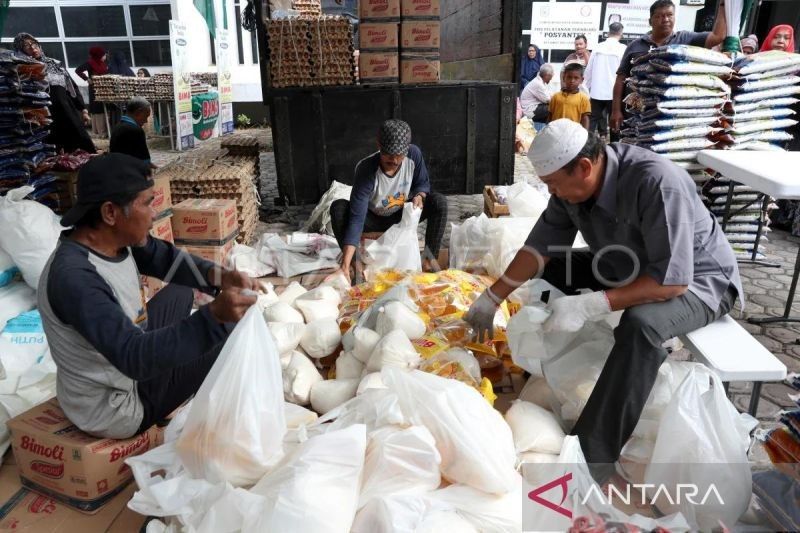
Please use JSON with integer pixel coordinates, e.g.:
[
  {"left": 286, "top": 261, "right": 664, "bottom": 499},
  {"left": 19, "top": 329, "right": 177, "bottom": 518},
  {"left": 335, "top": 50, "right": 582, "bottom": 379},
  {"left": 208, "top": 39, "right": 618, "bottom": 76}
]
[{"left": 698, "top": 150, "right": 800, "bottom": 326}]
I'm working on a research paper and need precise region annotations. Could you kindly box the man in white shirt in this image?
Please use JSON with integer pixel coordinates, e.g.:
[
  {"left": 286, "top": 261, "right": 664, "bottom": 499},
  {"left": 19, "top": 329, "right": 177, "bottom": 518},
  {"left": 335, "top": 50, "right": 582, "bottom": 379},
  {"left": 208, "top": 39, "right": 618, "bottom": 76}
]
[
  {"left": 519, "top": 63, "right": 555, "bottom": 125},
  {"left": 584, "top": 23, "right": 626, "bottom": 138}
]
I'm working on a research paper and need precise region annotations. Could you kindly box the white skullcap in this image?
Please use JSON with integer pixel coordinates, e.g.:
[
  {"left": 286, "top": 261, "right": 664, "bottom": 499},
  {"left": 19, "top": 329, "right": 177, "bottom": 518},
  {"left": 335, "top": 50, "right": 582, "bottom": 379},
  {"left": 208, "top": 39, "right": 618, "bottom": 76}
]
[{"left": 527, "top": 119, "right": 589, "bottom": 177}]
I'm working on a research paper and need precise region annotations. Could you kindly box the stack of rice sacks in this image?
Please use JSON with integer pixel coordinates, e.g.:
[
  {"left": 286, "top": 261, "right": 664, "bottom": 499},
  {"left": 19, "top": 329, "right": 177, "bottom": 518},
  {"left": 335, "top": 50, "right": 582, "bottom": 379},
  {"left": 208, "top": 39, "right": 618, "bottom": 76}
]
[
  {"left": 0, "top": 50, "right": 55, "bottom": 200},
  {"left": 620, "top": 44, "right": 733, "bottom": 194},
  {"left": 703, "top": 51, "right": 800, "bottom": 260}
]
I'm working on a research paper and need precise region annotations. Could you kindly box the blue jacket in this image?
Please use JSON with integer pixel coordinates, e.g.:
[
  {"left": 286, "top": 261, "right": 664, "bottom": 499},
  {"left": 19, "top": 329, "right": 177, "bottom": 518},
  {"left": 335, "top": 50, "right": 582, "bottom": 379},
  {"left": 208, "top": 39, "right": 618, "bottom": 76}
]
[{"left": 520, "top": 46, "right": 544, "bottom": 91}]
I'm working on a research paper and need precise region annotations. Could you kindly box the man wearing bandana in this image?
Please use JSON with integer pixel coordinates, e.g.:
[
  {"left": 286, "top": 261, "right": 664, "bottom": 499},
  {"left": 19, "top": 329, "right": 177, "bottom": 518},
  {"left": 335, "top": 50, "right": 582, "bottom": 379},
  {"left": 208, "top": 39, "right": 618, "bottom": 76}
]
[
  {"left": 466, "top": 119, "right": 743, "bottom": 480},
  {"left": 330, "top": 119, "right": 448, "bottom": 282}
]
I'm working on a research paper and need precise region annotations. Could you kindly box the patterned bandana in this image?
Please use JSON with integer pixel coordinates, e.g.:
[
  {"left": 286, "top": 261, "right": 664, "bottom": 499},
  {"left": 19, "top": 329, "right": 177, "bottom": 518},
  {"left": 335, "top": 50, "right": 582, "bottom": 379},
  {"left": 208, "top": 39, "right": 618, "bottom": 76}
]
[{"left": 378, "top": 119, "right": 412, "bottom": 156}]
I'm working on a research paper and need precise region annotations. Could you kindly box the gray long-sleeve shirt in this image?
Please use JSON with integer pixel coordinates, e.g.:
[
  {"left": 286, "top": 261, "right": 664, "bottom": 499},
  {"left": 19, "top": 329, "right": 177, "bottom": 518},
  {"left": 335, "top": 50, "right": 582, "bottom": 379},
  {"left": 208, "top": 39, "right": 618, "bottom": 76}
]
[{"left": 525, "top": 143, "right": 743, "bottom": 312}]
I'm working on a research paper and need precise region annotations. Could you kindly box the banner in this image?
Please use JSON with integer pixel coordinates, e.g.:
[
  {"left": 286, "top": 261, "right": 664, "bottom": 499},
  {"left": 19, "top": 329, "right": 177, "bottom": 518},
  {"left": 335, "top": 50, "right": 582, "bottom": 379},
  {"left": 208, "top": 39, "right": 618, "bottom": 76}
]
[
  {"left": 604, "top": 0, "right": 655, "bottom": 39},
  {"left": 193, "top": 92, "right": 219, "bottom": 140},
  {"left": 529, "top": 2, "right": 602, "bottom": 49},
  {"left": 216, "top": 28, "right": 234, "bottom": 135},
  {"left": 169, "top": 20, "right": 194, "bottom": 151}
]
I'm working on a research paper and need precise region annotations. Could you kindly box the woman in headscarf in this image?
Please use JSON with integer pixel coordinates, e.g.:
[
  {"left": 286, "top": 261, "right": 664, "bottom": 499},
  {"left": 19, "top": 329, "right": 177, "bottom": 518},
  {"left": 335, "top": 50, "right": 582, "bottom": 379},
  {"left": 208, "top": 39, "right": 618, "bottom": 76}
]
[
  {"left": 13, "top": 33, "right": 95, "bottom": 154},
  {"left": 520, "top": 44, "right": 544, "bottom": 93},
  {"left": 760, "top": 25, "right": 795, "bottom": 52},
  {"left": 75, "top": 46, "right": 109, "bottom": 137},
  {"left": 137, "top": 68, "right": 151, "bottom": 78}
]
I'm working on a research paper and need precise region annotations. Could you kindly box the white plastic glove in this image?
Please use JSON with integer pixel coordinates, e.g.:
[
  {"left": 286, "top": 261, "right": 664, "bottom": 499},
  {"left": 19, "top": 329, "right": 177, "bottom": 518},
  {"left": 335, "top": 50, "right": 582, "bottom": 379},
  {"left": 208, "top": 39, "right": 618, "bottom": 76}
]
[
  {"left": 542, "top": 291, "right": 611, "bottom": 333},
  {"left": 464, "top": 288, "right": 502, "bottom": 342}
]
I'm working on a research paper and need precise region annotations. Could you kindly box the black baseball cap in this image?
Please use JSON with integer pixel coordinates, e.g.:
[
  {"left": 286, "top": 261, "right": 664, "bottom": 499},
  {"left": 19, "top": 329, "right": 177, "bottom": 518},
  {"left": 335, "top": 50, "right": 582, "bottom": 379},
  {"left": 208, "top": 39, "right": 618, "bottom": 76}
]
[{"left": 61, "top": 153, "right": 154, "bottom": 227}]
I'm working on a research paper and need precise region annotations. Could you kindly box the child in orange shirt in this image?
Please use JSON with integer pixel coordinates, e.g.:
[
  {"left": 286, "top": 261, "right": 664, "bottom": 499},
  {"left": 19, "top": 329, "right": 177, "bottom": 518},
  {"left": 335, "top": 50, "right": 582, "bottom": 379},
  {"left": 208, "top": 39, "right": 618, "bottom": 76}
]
[{"left": 548, "top": 62, "right": 591, "bottom": 129}]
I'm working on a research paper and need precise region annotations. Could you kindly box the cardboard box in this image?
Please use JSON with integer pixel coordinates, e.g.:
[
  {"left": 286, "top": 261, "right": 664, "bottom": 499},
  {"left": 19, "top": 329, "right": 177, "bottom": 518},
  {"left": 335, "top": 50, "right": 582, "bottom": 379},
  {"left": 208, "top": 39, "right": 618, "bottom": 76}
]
[
  {"left": 151, "top": 174, "right": 172, "bottom": 217},
  {"left": 359, "top": 52, "right": 399, "bottom": 84},
  {"left": 401, "top": 0, "right": 440, "bottom": 19},
  {"left": 7, "top": 399, "right": 161, "bottom": 514},
  {"left": 0, "top": 469, "right": 140, "bottom": 532},
  {"left": 178, "top": 237, "right": 236, "bottom": 266},
  {"left": 171, "top": 199, "right": 238, "bottom": 244},
  {"left": 401, "top": 53, "right": 440, "bottom": 84},
  {"left": 401, "top": 20, "right": 440, "bottom": 51},
  {"left": 359, "top": 0, "right": 400, "bottom": 21},
  {"left": 359, "top": 22, "right": 399, "bottom": 51},
  {"left": 483, "top": 185, "right": 509, "bottom": 218},
  {"left": 142, "top": 215, "right": 175, "bottom": 301}
]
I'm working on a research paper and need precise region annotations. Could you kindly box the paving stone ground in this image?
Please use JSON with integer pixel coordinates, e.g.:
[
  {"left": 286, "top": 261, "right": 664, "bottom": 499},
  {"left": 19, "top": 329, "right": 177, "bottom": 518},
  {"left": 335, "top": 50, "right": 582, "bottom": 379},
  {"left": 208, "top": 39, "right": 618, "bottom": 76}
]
[{"left": 150, "top": 128, "right": 798, "bottom": 423}]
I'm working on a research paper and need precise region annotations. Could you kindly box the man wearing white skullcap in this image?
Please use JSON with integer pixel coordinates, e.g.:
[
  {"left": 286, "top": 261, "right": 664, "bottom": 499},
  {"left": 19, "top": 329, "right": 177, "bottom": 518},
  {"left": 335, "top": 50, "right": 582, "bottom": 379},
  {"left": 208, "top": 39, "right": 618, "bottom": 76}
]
[{"left": 465, "top": 119, "right": 743, "bottom": 478}]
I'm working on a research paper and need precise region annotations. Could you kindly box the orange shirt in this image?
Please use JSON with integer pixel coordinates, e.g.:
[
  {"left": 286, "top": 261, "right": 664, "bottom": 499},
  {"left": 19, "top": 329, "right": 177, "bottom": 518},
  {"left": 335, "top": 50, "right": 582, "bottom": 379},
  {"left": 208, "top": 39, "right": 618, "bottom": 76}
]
[{"left": 548, "top": 91, "right": 591, "bottom": 123}]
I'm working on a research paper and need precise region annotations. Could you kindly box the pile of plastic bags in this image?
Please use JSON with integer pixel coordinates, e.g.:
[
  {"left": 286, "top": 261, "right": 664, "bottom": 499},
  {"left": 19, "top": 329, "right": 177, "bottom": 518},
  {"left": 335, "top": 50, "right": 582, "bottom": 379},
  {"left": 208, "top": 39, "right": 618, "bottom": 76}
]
[
  {"left": 256, "top": 232, "right": 341, "bottom": 278},
  {"left": 0, "top": 51, "right": 55, "bottom": 198}
]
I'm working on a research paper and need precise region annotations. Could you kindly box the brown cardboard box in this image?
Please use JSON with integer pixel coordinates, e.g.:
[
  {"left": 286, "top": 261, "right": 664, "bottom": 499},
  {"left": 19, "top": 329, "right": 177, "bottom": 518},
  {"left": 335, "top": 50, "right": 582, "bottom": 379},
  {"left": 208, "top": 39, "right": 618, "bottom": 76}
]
[
  {"left": 0, "top": 466, "right": 140, "bottom": 532},
  {"left": 141, "top": 214, "right": 175, "bottom": 301},
  {"left": 359, "top": 22, "right": 399, "bottom": 51},
  {"left": 359, "top": 52, "right": 399, "bottom": 84},
  {"left": 400, "top": 53, "right": 440, "bottom": 84},
  {"left": 178, "top": 237, "right": 236, "bottom": 266},
  {"left": 400, "top": 20, "right": 440, "bottom": 51},
  {"left": 483, "top": 185, "right": 509, "bottom": 218},
  {"left": 401, "top": 0, "right": 440, "bottom": 19},
  {"left": 7, "top": 399, "right": 161, "bottom": 514},
  {"left": 359, "top": 0, "right": 400, "bottom": 21},
  {"left": 171, "top": 199, "right": 238, "bottom": 244},
  {"left": 151, "top": 175, "right": 172, "bottom": 217}
]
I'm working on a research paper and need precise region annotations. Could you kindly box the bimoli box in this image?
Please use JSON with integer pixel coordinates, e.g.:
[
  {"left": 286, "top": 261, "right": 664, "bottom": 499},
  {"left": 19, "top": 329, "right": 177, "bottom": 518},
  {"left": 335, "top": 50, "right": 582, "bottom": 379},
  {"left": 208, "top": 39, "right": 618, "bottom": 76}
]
[
  {"left": 401, "top": 0, "right": 440, "bottom": 19},
  {"left": 178, "top": 236, "right": 236, "bottom": 266},
  {"left": 171, "top": 199, "right": 238, "bottom": 244},
  {"left": 360, "top": 0, "right": 400, "bottom": 21},
  {"left": 401, "top": 53, "right": 440, "bottom": 84},
  {"left": 150, "top": 174, "right": 172, "bottom": 217},
  {"left": 142, "top": 214, "right": 174, "bottom": 300},
  {"left": 7, "top": 398, "right": 162, "bottom": 514},
  {"left": 401, "top": 20, "right": 440, "bottom": 51},
  {"left": 359, "top": 52, "right": 399, "bottom": 83},
  {"left": 359, "top": 22, "right": 399, "bottom": 51}
]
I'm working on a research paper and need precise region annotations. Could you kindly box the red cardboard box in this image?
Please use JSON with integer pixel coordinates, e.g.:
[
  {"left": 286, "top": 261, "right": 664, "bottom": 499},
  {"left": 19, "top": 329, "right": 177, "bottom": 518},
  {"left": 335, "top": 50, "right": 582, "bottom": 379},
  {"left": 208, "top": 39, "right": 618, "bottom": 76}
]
[
  {"left": 359, "top": 52, "right": 399, "bottom": 84},
  {"left": 401, "top": 0, "right": 440, "bottom": 19},
  {"left": 141, "top": 214, "right": 175, "bottom": 301},
  {"left": 401, "top": 20, "right": 440, "bottom": 51},
  {"left": 178, "top": 237, "right": 236, "bottom": 267},
  {"left": 7, "top": 399, "right": 161, "bottom": 514},
  {"left": 359, "top": 22, "right": 399, "bottom": 51},
  {"left": 150, "top": 175, "right": 172, "bottom": 218},
  {"left": 401, "top": 53, "right": 440, "bottom": 83},
  {"left": 359, "top": 0, "right": 401, "bottom": 21},
  {"left": 171, "top": 199, "right": 238, "bottom": 244}
]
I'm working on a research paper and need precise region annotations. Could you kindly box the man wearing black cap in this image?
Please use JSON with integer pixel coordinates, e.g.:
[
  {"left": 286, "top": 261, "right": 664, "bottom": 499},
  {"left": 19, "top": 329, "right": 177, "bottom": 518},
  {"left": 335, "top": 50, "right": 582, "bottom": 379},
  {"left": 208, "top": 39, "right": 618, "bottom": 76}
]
[
  {"left": 329, "top": 119, "right": 448, "bottom": 281},
  {"left": 37, "top": 153, "right": 259, "bottom": 439}
]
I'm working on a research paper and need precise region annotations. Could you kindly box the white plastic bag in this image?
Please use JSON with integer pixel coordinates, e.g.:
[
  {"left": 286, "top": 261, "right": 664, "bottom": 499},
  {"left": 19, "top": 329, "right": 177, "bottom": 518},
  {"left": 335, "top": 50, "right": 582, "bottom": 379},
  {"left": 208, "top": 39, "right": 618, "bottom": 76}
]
[
  {"left": 645, "top": 365, "right": 753, "bottom": 530},
  {"left": 357, "top": 372, "right": 387, "bottom": 395},
  {"left": 294, "top": 286, "right": 341, "bottom": 322},
  {"left": 366, "top": 329, "right": 420, "bottom": 372},
  {"left": 0, "top": 186, "right": 62, "bottom": 290},
  {"left": 0, "top": 282, "right": 37, "bottom": 332},
  {"left": 263, "top": 302, "right": 304, "bottom": 324},
  {"left": 176, "top": 306, "right": 286, "bottom": 486},
  {"left": 336, "top": 351, "right": 364, "bottom": 379},
  {"left": 375, "top": 301, "right": 426, "bottom": 340},
  {"left": 317, "top": 388, "right": 409, "bottom": 434},
  {"left": 310, "top": 378, "right": 359, "bottom": 415},
  {"left": 365, "top": 203, "right": 422, "bottom": 271},
  {"left": 505, "top": 400, "right": 565, "bottom": 454},
  {"left": 352, "top": 327, "right": 381, "bottom": 363},
  {"left": 300, "top": 319, "right": 342, "bottom": 358},
  {"left": 277, "top": 281, "right": 307, "bottom": 306},
  {"left": 518, "top": 376, "right": 557, "bottom": 413},
  {"left": 0, "top": 248, "right": 18, "bottom": 288},
  {"left": 229, "top": 244, "right": 274, "bottom": 277},
  {"left": 383, "top": 367, "right": 518, "bottom": 494},
  {"left": 300, "top": 180, "right": 352, "bottom": 235},
  {"left": 283, "top": 350, "right": 323, "bottom": 405},
  {"left": 506, "top": 181, "right": 548, "bottom": 219},
  {"left": 359, "top": 425, "right": 441, "bottom": 508},
  {"left": 267, "top": 322, "right": 306, "bottom": 355}
]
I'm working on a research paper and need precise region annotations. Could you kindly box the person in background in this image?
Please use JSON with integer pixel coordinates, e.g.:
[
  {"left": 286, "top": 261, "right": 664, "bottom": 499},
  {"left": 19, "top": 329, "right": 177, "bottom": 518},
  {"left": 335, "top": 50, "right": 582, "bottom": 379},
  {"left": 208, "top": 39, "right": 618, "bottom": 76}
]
[
  {"left": 549, "top": 63, "right": 591, "bottom": 129},
  {"left": 520, "top": 63, "right": 555, "bottom": 130},
  {"left": 110, "top": 97, "right": 154, "bottom": 168},
  {"left": 108, "top": 50, "right": 135, "bottom": 77},
  {"left": 137, "top": 68, "right": 152, "bottom": 78},
  {"left": 565, "top": 35, "right": 592, "bottom": 67},
  {"left": 13, "top": 33, "right": 96, "bottom": 154},
  {"left": 740, "top": 34, "right": 759, "bottom": 54},
  {"left": 585, "top": 23, "right": 626, "bottom": 140},
  {"left": 464, "top": 120, "right": 742, "bottom": 480},
  {"left": 611, "top": 0, "right": 726, "bottom": 134},
  {"left": 760, "top": 25, "right": 795, "bottom": 52},
  {"left": 38, "top": 153, "right": 259, "bottom": 439},
  {"left": 330, "top": 119, "right": 448, "bottom": 282},
  {"left": 520, "top": 44, "right": 544, "bottom": 92},
  {"left": 75, "top": 46, "right": 109, "bottom": 137}
]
